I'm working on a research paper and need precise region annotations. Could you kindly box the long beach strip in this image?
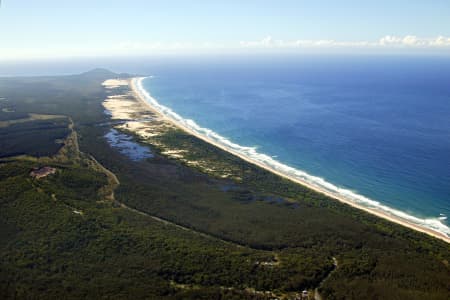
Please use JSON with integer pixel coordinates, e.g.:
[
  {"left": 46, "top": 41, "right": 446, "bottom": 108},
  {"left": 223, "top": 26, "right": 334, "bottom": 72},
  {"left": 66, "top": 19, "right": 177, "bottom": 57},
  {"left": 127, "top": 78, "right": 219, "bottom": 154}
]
[{"left": 129, "top": 77, "right": 450, "bottom": 244}]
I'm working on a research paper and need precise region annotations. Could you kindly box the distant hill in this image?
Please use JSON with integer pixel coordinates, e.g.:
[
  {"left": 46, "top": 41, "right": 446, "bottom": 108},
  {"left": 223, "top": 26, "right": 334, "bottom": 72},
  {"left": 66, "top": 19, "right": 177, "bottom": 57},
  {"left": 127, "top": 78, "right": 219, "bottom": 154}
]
[
  {"left": 79, "top": 68, "right": 135, "bottom": 80},
  {"left": 81, "top": 68, "right": 117, "bottom": 77}
]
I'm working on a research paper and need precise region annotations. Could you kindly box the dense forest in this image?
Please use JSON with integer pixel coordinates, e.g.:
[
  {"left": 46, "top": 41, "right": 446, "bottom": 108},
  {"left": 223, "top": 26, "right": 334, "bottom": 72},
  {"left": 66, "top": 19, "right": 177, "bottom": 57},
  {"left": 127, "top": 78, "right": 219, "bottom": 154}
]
[
  {"left": 0, "top": 118, "right": 70, "bottom": 157},
  {"left": 0, "top": 69, "right": 448, "bottom": 299}
]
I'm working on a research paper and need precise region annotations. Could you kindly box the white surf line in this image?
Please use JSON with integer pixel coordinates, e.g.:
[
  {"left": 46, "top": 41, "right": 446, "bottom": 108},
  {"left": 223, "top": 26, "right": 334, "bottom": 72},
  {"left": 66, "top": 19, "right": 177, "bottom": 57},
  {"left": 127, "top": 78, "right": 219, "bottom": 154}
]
[{"left": 131, "top": 76, "right": 450, "bottom": 243}]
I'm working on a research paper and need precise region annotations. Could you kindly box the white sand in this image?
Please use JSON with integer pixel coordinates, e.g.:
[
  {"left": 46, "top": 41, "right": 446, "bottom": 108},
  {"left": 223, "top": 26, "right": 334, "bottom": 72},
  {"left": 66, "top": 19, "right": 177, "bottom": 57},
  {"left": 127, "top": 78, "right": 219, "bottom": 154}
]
[{"left": 102, "top": 79, "right": 129, "bottom": 89}]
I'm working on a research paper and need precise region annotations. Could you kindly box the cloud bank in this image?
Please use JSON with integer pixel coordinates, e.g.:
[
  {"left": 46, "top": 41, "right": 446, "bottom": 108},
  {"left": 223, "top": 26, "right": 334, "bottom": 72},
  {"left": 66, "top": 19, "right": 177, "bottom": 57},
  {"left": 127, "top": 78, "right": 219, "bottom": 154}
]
[
  {"left": 240, "top": 35, "right": 450, "bottom": 48},
  {"left": 1, "top": 35, "right": 449, "bottom": 60}
]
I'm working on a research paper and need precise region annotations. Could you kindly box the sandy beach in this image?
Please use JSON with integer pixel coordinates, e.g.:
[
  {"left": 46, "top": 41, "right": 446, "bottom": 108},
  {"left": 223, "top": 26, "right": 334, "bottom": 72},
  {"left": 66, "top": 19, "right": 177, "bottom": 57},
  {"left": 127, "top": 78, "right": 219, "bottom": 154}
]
[{"left": 124, "top": 77, "right": 450, "bottom": 244}]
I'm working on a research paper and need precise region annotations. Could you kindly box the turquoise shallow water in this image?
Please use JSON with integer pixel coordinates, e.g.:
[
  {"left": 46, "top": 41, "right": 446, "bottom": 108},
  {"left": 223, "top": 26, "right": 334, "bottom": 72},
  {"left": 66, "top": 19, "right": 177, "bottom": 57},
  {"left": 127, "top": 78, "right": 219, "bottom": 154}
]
[{"left": 137, "top": 55, "right": 450, "bottom": 236}]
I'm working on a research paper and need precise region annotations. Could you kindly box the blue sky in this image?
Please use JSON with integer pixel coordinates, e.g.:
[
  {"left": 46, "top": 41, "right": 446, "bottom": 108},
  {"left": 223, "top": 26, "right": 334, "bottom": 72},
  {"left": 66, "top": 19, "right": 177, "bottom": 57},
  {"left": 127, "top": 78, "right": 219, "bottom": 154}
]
[{"left": 1, "top": 0, "right": 450, "bottom": 59}]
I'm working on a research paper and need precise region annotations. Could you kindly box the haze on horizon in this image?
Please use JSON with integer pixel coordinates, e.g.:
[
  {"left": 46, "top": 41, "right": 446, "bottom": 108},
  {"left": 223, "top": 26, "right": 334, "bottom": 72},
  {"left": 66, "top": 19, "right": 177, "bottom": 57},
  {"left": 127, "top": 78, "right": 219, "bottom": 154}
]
[{"left": 0, "top": 0, "right": 450, "bottom": 60}]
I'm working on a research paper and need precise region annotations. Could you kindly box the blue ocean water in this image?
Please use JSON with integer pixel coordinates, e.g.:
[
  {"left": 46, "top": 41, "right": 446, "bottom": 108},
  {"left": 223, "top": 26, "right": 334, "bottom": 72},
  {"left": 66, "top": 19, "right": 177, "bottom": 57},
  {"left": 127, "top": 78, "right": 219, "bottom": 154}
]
[{"left": 139, "top": 55, "right": 450, "bottom": 235}]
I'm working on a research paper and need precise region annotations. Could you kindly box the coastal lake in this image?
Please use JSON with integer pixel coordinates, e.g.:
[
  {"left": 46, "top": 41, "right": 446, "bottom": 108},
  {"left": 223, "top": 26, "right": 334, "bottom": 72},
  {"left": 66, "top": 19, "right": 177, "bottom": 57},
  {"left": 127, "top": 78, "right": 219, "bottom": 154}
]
[{"left": 105, "top": 128, "right": 153, "bottom": 161}]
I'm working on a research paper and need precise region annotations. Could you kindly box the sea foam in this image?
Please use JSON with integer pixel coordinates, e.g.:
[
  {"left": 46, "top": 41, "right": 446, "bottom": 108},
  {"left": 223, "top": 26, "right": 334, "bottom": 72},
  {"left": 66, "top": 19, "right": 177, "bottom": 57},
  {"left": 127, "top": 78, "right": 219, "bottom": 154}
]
[{"left": 135, "top": 77, "right": 450, "bottom": 238}]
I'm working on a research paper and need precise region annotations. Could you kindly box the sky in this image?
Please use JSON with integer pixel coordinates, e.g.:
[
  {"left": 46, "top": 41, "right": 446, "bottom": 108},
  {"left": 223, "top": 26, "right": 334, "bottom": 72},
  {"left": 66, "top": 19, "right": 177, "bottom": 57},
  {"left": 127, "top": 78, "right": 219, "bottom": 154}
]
[{"left": 1, "top": 0, "right": 450, "bottom": 60}]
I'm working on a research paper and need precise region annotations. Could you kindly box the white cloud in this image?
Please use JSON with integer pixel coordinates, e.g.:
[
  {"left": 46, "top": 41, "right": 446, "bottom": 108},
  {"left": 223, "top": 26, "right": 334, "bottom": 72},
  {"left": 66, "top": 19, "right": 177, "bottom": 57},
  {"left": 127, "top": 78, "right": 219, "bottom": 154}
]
[
  {"left": 431, "top": 36, "right": 450, "bottom": 46},
  {"left": 241, "top": 35, "right": 450, "bottom": 49},
  {"left": 1, "top": 35, "right": 449, "bottom": 61}
]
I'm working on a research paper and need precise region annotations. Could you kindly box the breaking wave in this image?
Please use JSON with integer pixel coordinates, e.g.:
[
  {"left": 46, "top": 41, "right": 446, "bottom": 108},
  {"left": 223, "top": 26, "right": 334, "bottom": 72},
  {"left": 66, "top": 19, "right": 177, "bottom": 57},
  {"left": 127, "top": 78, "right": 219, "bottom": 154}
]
[{"left": 135, "top": 77, "right": 450, "bottom": 239}]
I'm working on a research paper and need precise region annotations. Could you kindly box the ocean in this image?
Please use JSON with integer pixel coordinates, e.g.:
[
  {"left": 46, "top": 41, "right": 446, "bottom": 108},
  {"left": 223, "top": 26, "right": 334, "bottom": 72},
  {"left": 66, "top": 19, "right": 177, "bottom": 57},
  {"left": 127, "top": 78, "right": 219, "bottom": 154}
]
[{"left": 136, "top": 55, "right": 450, "bottom": 237}]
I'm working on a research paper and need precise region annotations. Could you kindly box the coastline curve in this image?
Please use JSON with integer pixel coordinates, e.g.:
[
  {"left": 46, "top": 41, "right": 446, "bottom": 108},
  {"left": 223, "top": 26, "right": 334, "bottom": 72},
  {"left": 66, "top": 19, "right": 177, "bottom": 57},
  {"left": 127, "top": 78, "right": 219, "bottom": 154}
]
[{"left": 131, "top": 76, "right": 450, "bottom": 243}]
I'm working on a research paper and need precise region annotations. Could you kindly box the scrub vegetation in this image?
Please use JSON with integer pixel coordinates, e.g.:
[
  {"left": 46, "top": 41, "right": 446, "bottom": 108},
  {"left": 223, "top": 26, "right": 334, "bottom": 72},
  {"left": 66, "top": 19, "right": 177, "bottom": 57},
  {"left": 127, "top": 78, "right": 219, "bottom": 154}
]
[{"left": 0, "top": 70, "right": 448, "bottom": 299}]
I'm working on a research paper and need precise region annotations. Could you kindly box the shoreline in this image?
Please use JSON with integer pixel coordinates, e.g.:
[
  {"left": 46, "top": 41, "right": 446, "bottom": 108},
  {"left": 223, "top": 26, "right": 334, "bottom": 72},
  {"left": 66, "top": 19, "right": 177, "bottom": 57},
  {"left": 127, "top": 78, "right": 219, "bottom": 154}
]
[{"left": 128, "top": 77, "right": 450, "bottom": 244}]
